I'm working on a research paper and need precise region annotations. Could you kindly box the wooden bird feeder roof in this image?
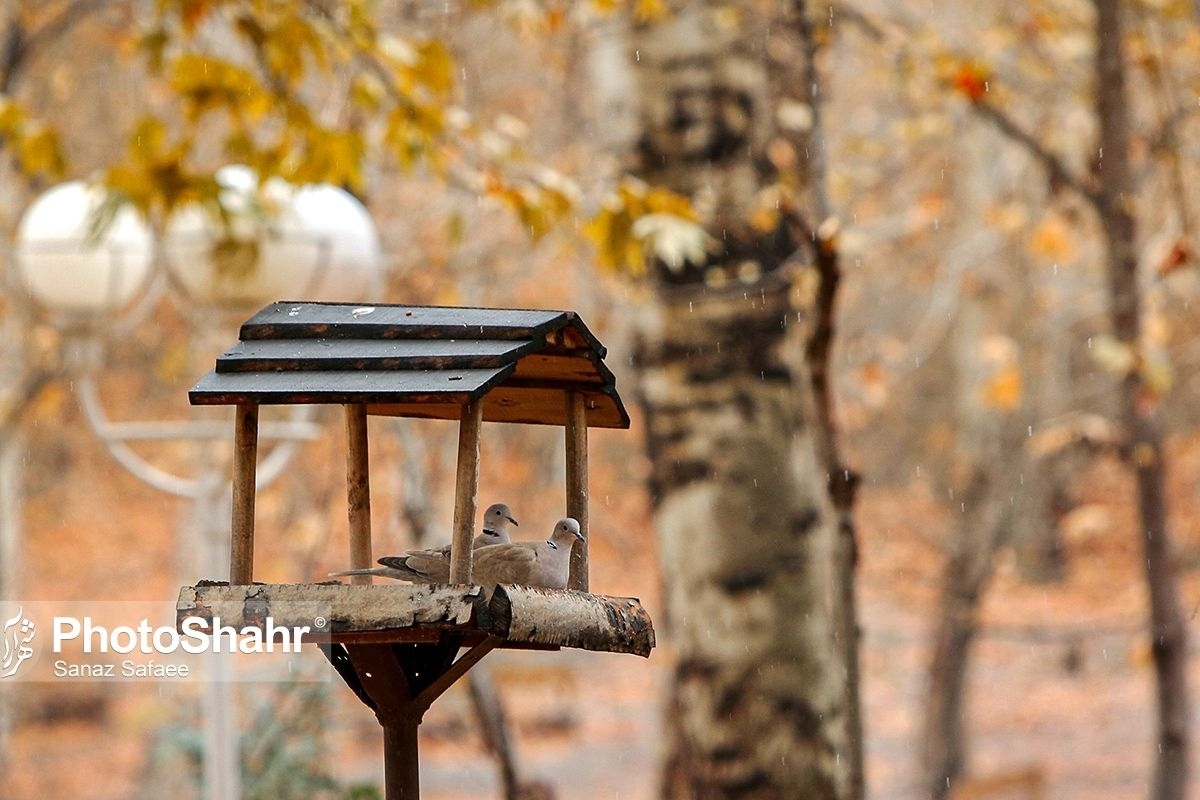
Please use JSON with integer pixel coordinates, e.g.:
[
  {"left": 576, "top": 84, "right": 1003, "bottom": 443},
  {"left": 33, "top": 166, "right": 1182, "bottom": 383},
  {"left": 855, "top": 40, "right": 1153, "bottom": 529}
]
[{"left": 189, "top": 300, "right": 630, "bottom": 429}]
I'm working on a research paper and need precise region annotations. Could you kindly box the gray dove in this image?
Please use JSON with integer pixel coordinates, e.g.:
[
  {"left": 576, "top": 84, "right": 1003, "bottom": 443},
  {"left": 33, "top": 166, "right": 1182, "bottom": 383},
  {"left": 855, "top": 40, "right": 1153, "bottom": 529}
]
[
  {"left": 329, "top": 503, "right": 518, "bottom": 581},
  {"left": 344, "top": 518, "right": 583, "bottom": 589},
  {"left": 460, "top": 517, "right": 583, "bottom": 589}
]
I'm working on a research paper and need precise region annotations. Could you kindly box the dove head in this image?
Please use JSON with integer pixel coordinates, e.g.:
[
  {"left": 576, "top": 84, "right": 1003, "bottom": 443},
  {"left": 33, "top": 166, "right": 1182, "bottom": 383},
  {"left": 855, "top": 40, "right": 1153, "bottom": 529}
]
[
  {"left": 549, "top": 518, "right": 584, "bottom": 545},
  {"left": 481, "top": 503, "right": 518, "bottom": 543}
]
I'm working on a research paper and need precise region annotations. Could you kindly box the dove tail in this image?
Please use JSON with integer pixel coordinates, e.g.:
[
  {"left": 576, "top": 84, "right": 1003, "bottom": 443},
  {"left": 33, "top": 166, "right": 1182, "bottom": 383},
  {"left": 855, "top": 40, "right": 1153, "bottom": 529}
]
[{"left": 328, "top": 568, "right": 386, "bottom": 577}]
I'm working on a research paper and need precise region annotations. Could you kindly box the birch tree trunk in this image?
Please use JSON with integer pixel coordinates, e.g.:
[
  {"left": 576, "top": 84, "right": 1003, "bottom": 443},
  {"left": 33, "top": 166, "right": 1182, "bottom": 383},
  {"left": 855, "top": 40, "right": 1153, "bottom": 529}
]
[{"left": 618, "top": 2, "right": 853, "bottom": 797}]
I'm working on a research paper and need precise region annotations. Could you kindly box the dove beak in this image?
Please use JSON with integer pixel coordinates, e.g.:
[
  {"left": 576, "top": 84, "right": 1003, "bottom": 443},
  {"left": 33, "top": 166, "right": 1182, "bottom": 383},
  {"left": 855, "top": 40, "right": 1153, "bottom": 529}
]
[
  {"left": 507, "top": 515, "right": 519, "bottom": 527},
  {"left": 573, "top": 528, "right": 584, "bottom": 541}
]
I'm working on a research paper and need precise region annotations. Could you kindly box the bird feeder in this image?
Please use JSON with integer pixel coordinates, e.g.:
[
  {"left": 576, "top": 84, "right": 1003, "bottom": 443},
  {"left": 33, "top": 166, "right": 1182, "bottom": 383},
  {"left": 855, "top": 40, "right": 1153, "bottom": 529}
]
[{"left": 177, "top": 300, "right": 654, "bottom": 800}]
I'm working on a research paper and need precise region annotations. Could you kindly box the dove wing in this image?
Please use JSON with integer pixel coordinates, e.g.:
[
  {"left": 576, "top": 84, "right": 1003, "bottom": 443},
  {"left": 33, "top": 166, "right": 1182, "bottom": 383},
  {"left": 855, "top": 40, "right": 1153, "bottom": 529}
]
[{"left": 473, "top": 543, "right": 539, "bottom": 585}]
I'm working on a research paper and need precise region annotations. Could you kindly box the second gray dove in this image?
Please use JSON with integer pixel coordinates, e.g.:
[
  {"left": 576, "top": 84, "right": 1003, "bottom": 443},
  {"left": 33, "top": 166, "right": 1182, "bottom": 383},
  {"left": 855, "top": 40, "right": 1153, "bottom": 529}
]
[
  {"left": 329, "top": 502, "right": 518, "bottom": 581},
  {"left": 367, "top": 518, "right": 583, "bottom": 589}
]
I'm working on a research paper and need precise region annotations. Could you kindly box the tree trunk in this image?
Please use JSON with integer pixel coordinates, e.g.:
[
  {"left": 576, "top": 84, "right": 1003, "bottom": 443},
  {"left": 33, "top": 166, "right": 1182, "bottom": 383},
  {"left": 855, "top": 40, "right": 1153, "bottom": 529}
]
[
  {"left": 1093, "top": 2, "right": 1189, "bottom": 797},
  {"left": 621, "top": 2, "right": 852, "bottom": 797},
  {"left": 918, "top": 111, "right": 1031, "bottom": 799},
  {"left": 797, "top": 8, "right": 865, "bottom": 795},
  {"left": 638, "top": 285, "right": 847, "bottom": 800}
]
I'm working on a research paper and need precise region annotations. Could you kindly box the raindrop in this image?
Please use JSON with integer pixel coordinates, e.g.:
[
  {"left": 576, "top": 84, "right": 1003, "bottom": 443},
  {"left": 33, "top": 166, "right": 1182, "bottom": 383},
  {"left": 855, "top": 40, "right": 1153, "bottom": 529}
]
[
  {"left": 1087, "top": 337, "right": 1093, "bottom": 348},
  {"left": 933, "top": 218, "right": 940, "bottom": 230},
  {"left": 1027, "top": 425, "right": 1033, "bottom": 436},
  {"left": 635, "top": 50, "right": 640, "bottom": 62},
  {"left": 984, "top": 81, "right": 990, "bottom": 92},
  {"left": 688, "top": 301, "right": 693, "bottom": 312}
]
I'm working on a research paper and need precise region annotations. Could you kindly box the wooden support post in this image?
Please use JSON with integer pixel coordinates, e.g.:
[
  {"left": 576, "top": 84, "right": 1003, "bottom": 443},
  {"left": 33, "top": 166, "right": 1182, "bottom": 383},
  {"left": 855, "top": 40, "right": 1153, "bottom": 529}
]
[
  {"left": 230, "top": 402, "right": 259, "bottom": 585},
  {"left": 382, "top": 714, "right": 421, "bottom": 800},
  {"left": 345, "top": 404, "right": 373, "bottom": 586},
  {"left": 565, "top": 392, "right": 588, "bottom": 591},
  {"left": 347, "top": 644, "right": 420, "bottom": 800},
  {"left": 449, "top": 400, "right": 483, "bottom": 584}
]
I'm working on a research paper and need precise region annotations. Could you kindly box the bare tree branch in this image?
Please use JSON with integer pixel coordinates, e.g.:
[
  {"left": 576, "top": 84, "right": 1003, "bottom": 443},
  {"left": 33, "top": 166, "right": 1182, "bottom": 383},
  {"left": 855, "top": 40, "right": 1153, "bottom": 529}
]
[{"left": 971, "top": 99, "right": 1099, "bottom": 205}]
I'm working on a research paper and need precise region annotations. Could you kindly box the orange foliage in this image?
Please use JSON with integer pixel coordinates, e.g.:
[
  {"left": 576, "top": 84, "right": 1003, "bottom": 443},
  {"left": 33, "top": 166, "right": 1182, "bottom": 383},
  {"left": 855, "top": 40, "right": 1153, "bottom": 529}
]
[{"left": 951, "top": 60, "right": 991, "bottom": 103}]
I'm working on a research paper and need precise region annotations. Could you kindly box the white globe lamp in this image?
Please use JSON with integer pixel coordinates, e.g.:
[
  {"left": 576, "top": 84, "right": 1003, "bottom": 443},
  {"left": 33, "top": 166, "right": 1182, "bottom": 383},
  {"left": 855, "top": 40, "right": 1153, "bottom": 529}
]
[
  {"left": 162, "top": 165, "right": 319, "bottom": 309},
  {"left": 14, "top": 181, "right": 154, "bottom": 317},
  {"left": 286, "top": 184, "right": 383, "bottom": 301},
  {"left": 163, "top": 166, "right": 382, "bottom": 308}
]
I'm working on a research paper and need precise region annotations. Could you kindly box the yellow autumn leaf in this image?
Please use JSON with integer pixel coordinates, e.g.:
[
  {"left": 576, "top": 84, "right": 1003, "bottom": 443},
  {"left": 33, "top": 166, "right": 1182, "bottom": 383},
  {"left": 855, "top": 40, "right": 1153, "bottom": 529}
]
[
  {"left": 1028, "top": 214, "right": 1077, "bottom": 263},
  {"left": 980, "top": 362, "right": 1023, "bottom": 412},
  {"left": 414, "top": 40, "right": 455, "bottom": 96},
  {"left": 633, "top": 0, "right": 670, "bottom": 22},
  {"left": 15, "top": 125, "right": 65, "bottom": 178},
  {"left": 0, "top": 96, "right": 24, "bottom": 133}
]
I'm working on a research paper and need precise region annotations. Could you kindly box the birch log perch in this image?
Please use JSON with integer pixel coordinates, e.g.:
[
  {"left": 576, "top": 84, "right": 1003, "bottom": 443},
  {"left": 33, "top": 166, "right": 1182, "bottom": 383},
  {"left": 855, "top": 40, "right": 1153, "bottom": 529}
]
[
  {"left": 485, "top": 586, "right": 655, "bottom": 657},
  {"left": 178, "top": 583, "right": 655, "bottom": 657},
  {"left": 178, "top": 583, "right": 482, "bottom": 636}
]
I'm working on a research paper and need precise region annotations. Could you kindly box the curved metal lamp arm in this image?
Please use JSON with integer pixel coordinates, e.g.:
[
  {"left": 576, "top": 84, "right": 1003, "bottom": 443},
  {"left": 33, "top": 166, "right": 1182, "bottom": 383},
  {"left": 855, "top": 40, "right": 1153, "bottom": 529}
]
[{"left": 75, "top": 373, "right": 321, "bottom": 499}]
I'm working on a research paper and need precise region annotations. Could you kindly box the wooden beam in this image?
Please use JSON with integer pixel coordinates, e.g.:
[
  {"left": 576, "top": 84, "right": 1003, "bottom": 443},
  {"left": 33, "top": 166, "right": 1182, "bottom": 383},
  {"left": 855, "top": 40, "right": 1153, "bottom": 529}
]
[
  {"left": 230, "top": 402, "right": 259, "bottom": 584},
  {"left": 412, "top": 636, "right": 500, "bottom": 712},
  {"left": 565, "top": 391, "right": 588, "bottom": 591},
  {"left": 449, "top": 400, "right": 483, "bottom": 583},
  {"left": 345, "top": 404, "right": 373, "bottom": 585}
]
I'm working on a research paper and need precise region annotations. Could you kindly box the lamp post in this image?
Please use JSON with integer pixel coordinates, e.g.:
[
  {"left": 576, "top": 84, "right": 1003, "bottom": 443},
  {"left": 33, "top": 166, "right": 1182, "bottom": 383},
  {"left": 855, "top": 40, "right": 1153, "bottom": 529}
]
[{"left": 8, "top": 170, "right": 383, "bottom": 800}]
